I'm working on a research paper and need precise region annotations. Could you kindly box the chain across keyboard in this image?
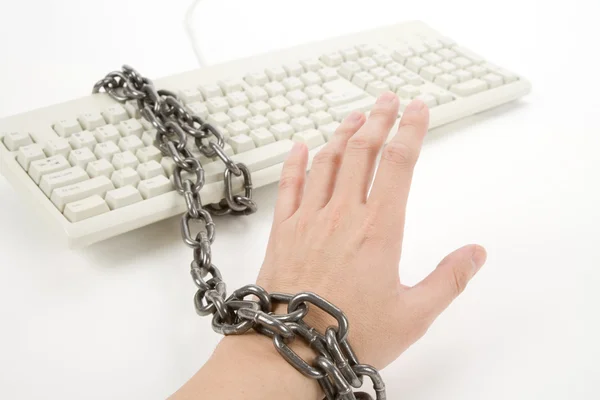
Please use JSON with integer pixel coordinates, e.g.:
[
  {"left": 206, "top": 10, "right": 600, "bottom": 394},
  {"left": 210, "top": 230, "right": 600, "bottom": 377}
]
[{"left": 0, "top": 21, "right": 530, "bottom": 246}]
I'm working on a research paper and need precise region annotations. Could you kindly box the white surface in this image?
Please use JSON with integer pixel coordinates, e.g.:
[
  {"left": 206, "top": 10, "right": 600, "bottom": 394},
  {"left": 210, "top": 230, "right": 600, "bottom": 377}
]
[
  {"left": 0, "top": 0, "right": 598, "bottom": 399},
  {"left": 0, "top": 21, "right": 531, "bottom": 247}
]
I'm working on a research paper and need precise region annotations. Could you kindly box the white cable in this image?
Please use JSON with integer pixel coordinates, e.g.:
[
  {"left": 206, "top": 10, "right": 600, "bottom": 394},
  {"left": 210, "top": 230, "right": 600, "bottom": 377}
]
[{"left": 184, "top": 0, "right": 209, "bottom": 68}]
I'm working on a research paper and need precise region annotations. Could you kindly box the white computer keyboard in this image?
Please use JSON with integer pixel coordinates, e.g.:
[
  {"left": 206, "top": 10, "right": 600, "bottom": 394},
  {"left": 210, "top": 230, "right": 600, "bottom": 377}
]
[{"left": 0, "top": 21, "right": 530, "bottom": 247}]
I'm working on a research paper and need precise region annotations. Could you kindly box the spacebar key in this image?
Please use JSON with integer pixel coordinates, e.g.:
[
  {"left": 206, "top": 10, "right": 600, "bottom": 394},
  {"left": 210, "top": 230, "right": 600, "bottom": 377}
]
[{"left": 203, "top": 140, "right": 295, "bottom": 183}]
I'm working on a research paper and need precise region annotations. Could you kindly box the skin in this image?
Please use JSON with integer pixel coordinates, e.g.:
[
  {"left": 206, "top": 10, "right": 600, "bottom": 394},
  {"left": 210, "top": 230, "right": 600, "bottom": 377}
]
[{"left": 171, "top": 92, "right": 487, "bottom": 400}]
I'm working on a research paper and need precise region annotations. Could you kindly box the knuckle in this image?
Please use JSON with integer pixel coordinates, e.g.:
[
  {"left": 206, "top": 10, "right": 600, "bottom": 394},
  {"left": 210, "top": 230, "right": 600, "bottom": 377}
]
[
  {"left": 322, "top": 203, "right": 344, "bottom": 233},
  {"left": 278, "top": 174, "right": 303, "bottom": 191},
  {"left": 312, "top": 147, "right": 340, "bottom": 167},
  {"left": 451, "top": 265, "right": 471, "bottom": 296},
  {"left": 369, "top": 105, "right": 395, "bottom": 120},
  {"left": 347, "top": 135, "right": 378, "bottom": 152},
  {"left": 382, "top": 141, "right": 415, "bottom": 169}
]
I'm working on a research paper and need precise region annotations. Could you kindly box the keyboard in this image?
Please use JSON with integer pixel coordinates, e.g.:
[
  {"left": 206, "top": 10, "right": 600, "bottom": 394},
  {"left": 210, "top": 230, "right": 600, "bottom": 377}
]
[{"left": 0, "top": 21, "right": 530, "bottom": 247}]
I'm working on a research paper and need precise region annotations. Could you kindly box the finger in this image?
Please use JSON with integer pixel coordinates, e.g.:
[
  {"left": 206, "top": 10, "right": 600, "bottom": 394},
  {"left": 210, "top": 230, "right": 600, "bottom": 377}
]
[
  {"left": 332, "top": 92, "right": 399, "bottom": 204},
  {"left": 408, "top": 244, "right": 487, "bottom": 322},
  {"left": 301, "top": 111, "right": 366, "bottom": 210},
  {"left": 367, "top": 99, "right": 429, "bottom": 237},
  {"left": 272, "top": 142, "right": 308, "bottom": 224}
]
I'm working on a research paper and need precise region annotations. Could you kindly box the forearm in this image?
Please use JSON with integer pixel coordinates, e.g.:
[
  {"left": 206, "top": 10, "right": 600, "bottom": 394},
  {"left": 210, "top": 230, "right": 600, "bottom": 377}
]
[{"left": 170, "top": 334, "right": 321, "bottom": 400}]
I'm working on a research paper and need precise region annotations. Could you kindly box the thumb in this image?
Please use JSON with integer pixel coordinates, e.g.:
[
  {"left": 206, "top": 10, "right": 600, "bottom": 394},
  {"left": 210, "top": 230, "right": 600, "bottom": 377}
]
[{"left": 409, "top": 244, "right": 487, "bottom": 321}]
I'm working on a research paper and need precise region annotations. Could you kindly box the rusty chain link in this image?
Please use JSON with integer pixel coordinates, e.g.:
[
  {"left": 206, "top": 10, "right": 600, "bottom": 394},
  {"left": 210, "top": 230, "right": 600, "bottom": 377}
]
[{"left": 93, "top": 65, "right": 386, "bottom": 399}]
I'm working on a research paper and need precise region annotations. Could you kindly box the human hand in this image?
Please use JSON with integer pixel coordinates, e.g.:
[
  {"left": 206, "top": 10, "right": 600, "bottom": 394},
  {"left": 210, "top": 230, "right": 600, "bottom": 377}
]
[{"left": 256, "top": 92, "right": 487, "bottom": 369}]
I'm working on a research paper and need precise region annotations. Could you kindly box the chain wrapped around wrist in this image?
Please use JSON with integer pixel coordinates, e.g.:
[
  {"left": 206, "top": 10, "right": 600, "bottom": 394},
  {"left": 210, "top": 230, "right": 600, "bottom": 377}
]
[{"left": 93, "top": 66, "right": 386, "bottom": 400}]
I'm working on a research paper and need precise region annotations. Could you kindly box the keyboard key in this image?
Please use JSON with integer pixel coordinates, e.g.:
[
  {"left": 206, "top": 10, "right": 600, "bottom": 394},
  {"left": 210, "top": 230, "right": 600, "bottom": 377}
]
[
  {"left": 372, "top": 53, "right": 393, "bottom": 66},
  {"left": 406, "top": 57, "right": 428, "bottom": 73},
  {"left": 265, "top": 67, "right": 287, "bottom": 81},
  {"left": 69, "top": 131, "right": 97, "bottom": 150},
  {"left": 249, "top": 128, "right": 275, "bottom": 147},
  {"left": 482, "top": 73, "right": 504, "bottom": 88},
  {"left": 305, "top": 85, "right": 326, "bottom": 100},
  {"left": 358, "top": 57, "right": 378, "bottom": 71},
  {"left": 318, "top": 67, "right": 339, "bottom": 82},
  {"left": 178, "top": 88, "right": 203, "bottom": 104},
  {"left": 43, "top": 138, "right": 70, "bottom": 157},
  {"left": 199, "top": 83, "right": 223, "bottom": 99},
  {"left": 386, "top": 62, "right": 407, "bottom": 76},
  {"left": 124, "top": 100, "right": 141, "bottom": 118},
  {"left": 356, "top": 44, "right": 377, "bottom": 57},
  {"left": 94, "top": 125, "right": 121, "bottom": 143},
  {"left": 352, "top": 71, "right": 375, "bottom": 90},
  {"left": 300, "top": 58, "right": 321, "bottom": 72},
  {"left": 218, "top": 79, "right": 244, "bottom": 94},
  {"left": 3, "top": 132, "right": 33, "bottom": 151},
  {"left": 138, "top": 175, "right": 173, "bottom": 199},
  {"left": 68, "top": 147, "right": 96, "bottom": 169},
  {"left": 453, "top": 46, "right": 484, "bottom": 64},
  {"left": 452, "top": 57, "right": 472, "bottom": 69},
  {"left": 391, "top": 47, "right": 413, "bottom": 63},
  {"left": 64, "top": 195, "right": 110, "bottom": 222},
  {"left": 245, "top": 86, "right": 269, "bottom": 102},
  {"left": 248, "top": 101, "right": 272, "bottom": 116},
  {"left": 139, "top": 118, "right": 154, "bottom": 131},
  {"left": 94, "top": 141, "right": 120, "bottom": 160},
  {"left": 103, "top": 105, "right": 129, "bottom": 124},
  {"left": 437, "top": 48, "right": 458, "bottom": 60},
  {"left": 384, "top": 76, "right": 406, "bottom": 92},
  {"left": 227, "top": 92, "right": 250, "bottom": 107},
  {"left": 323, "top": 88, "right": 366, "bottom": 107},
  {"left": 228, "top": 106, "right": 252, "bottom": 122},
  {"left": 300, "top": 72, "right": 322, "bottom": 86},
  {"left": 415, "top": 93, "right": 438, "bottom": 108},
  {"left": 51, "top": 176, "right": 114, "bottom": 212},
  {"left": 86, "top": 159, "right": 115, "bottom": 178},
  {"left": 28, "top": 155, "right": 70, "bottom": 184},
  {"left": 320, "top": 52, "right": 343, "bottom": 67},
  {"left": 226, "top": 121, "right": 250, "bottom": 137},
  {"left": 267, "top": 109, "right": 290, "bottom": 124},
  {"left": 400, "top": 71, "right": 424, "bottom": 85},
  {"left": 409, "top": 43, "right": 428, "bottom": 55},
  {"left": 105, "top": 186, "right": 143, "bottom": 209},
  {"left": 265, "top": 81, "right": 286, "bottom": 97},
  {"left": 305, "top": 99, "right": 328, "bottom": 113},
  {"left": 420, "top": 65, "right": 443, "bottom": 81},
  {"left": 422, "top": 52, "right": 443, "bottom": 65},
  {"left": 283, "top": 63, "right": 304, "bottom": 77},
  {"left": 137, "top": 160, "right": 164, "bottom": 180},
  {"left": 370, "top": 67, "right": 391, "bottom": 81},
  {"left": 453, "top": 69, "right": 473, "bottom": 83},
  {"left": 439, "top": 36, "right": 456, "bottom": 47},
  {"left": 202, "top": 140, "right": 295, "bottom": 183},
  {"left": 340, "top": 48, "right": 360, "bottom": 61},
  {"left": 329, "top": 97, "right": 376, "bottom": 121},
  {"left": 310, "top": 111, "right": 334, "bottom": 126},
  {"left": 366, "top": 81, "right": 390, "bottom": 97},
  {"left": 247, "top": 115, "right": 270, "bottom": 130},
  {"left": 286, "top": 90, "right": 308, "bottom": 105},
  {"left": 16, "top": 144, "right": 45, "bottom": 170},
  {"left": 292, "top": 129, "right": 325, "bottom": 149},
  {"left": 424, "top": 39, "right": 444, "bottom": 51},
  {"left": 228, "top": 134, "right": 256, "bottom": 153},
  {"left": 282, "top": 77, "right": 304, "bottom": 91},
  {"left": 112, "top": 151, "right": 139, "bottom": 170},
  {"left": 118, "top": 136, "right": 144, "bottom": 152},
  {"left": 438, "top": 61, "right": 457, "bottom": 73},
  {"left": 286, "top": 104, "right": 309, "bottom": 119},
  {"left": 319, "top": 122, "right": 341, "bottom": 141},
  {"left": 117, "top": 119, "right": 144, "bottom": 137},
  {"left": 40, "top": 166, "right": 89, "bottom": 196},
  {"left": 450, "top": 79, "right": 488, "bottom": 96},
  {"left": 206, "top": 97, "right": 229, "bottom": 114},
  {"left": 136, "top": 146, "right": 162, "bottom": 163},
  {"left": 111, "top": 167, "right": 140, "bottom": 188},
  {"left": 291, "top": 117, "right": 315, "bottom": 132},
  {"left": 483, "top": 63, "right": 518, "bottom": 83},
  {"left": 141, "top": 130, "right": 157, "bottom": 146},
  {"left": 207, "top": 112, "right": 232, "bottom": 126},
  {"left": 338, "top": 61, "right": 361, "bottom": 80},
  {"left": 270, "top": 123, "right": 294, "bottom": 141},
  {"left": 427, "top": 88, "right": 454, "bottom": 105},
  {"left": 467, "top": 64, "right": 488, "bottom": 78},
  {"left": 186, "top": 102, "right": 209, "bottom": 119},
  {"left": 434, "top": 73, "right": 458, "bottom": 89},
  {"left": 244, "top": 72, "right": 269, "bottom": 86},
  {"left": 397, "top": 84, "right": 421, "bottom": 99},
  {"left": 53, "top": 119, "right": 82, "bottom": 137},
  {"left": 78, "top": 112, "right": 106, "bottom": 130},
  {"left": 268, "top": 95, "right": 292, "bottom": 110}
]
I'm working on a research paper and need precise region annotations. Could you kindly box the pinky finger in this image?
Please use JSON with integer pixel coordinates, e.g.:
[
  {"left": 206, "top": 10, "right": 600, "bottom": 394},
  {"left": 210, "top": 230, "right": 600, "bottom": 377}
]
[{"left": 272, "top": 142, "right": 308, "bottom": 225}]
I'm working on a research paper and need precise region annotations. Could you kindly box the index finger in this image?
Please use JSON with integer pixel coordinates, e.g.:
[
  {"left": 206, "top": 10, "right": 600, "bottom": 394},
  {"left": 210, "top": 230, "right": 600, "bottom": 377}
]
[{"left": 367, "top": 100, "right": 429, "bottom": 238}]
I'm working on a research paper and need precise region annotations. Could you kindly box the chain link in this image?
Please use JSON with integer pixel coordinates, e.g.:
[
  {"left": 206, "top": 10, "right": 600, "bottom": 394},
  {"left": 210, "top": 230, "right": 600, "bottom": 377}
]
[{"left": 93, "top": 66, "right": 386, "bottom": 400}]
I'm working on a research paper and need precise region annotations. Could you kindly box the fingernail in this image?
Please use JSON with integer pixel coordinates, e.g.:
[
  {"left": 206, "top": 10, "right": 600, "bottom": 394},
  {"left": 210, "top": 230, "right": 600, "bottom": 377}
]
[
  {"left": 377, "top": 91, "right": 397, "bottom": 104},
  {"left": 470, "top": 245, "right": 487, "bottom": 273},
  {"left": 405, "top": 99, "right": 425, "bottom": 114},
  {"left": 348, "top": 111, "right": 363, "bottom": 122}
]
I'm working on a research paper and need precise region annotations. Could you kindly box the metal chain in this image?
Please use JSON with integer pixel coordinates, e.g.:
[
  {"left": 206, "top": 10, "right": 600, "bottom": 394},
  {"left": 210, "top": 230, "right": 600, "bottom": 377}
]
[{"left": 93, "top": 66, "right": 386, "bottom": 400}]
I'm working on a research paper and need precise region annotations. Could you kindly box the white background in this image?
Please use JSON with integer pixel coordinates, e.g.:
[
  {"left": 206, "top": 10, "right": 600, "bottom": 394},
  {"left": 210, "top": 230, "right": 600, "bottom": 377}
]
[{"left": 1, "top": 0, "right": 599, "bottom": 398}]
